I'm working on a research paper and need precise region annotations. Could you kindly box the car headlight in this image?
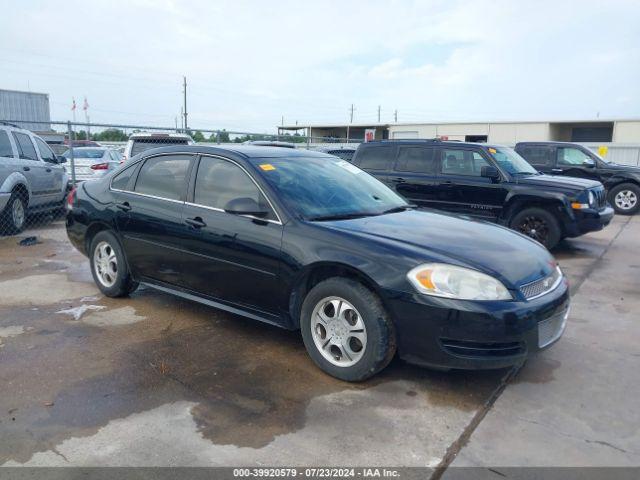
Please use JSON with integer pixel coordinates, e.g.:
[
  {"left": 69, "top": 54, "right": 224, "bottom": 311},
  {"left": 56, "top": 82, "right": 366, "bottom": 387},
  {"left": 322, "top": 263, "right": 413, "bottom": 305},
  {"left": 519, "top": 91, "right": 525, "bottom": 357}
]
[
  {"left": 588, "top": 191, "right": 595, "bottom": 207},
  {"left": 407, "top": 263, "right": 512, "bottom": 301}
]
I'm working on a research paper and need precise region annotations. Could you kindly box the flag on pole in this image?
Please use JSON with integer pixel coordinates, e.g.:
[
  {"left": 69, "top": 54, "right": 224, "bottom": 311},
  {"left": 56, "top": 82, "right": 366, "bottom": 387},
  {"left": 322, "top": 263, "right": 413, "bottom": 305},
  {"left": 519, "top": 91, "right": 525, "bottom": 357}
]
[
  {"left": 83, "top": 97, "right": 89, "bottom": 111},
  {"left": 71, "top": 98, "right": 76, "bottom": 111}
]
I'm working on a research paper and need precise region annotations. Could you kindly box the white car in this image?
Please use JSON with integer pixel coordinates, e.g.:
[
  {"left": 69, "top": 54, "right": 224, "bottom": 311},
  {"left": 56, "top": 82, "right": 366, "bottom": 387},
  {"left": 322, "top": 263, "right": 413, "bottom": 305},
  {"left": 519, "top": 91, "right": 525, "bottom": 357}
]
[
  {"left": 122, "top": 132, "right": 194, "bottom": 162},
  {"left": 61, "top": 147, "right": 122, "bottom": 182}
]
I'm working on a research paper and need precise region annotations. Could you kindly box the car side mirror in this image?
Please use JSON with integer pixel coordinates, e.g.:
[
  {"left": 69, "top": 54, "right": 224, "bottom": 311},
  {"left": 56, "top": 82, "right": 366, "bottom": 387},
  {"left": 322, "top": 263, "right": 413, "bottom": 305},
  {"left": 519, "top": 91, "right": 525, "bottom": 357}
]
[
  {"left": 57, "top": 155, "right": 68, "bottom": 164},
  {"left": 224, "top": 197, "right": 269, "bottom": 217},
  {"left": 481, "top": 165, "right": 500, "bottom": 180},
  {"left": 583, "top": 158, "right": 595, "bottom": 168}
]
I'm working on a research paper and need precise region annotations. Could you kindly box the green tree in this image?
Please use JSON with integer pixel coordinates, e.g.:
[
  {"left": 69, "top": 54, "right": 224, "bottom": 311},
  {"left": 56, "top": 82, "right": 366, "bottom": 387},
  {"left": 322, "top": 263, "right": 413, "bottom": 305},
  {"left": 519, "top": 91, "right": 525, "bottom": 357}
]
[{"left": 192, "top": 130, "right": 205, "bottom": 142}]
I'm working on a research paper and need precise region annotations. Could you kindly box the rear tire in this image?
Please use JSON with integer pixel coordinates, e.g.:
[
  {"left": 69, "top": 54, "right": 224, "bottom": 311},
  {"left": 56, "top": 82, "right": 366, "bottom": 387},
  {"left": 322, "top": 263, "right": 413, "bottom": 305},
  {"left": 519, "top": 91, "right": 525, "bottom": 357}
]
[
  {"left": 89, "top": 230, "right": 138, "bottom": 297},
  {"left": 300, "top": 278, "right": 396, "bottom": 382},
  {"left": 510, "top": 207, "right": 562, "bottom": 250},
  {"left": 1, "top": 191, "right": 27, "bottom": 234},
  {"left": 608, "top": 183, "right": 640, "bottom": 215}
]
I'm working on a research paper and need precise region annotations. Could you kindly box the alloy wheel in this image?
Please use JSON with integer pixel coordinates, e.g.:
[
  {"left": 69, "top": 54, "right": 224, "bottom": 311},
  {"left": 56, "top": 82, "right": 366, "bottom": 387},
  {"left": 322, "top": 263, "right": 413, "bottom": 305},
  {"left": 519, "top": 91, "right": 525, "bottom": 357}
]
[
  {"left": 614, "top": 190, "right": 638, "bottom": 211},
  {"left": 517, "top": 216, "right": 549, "bottom": 244},
  {"left": 310, "top": 296, "right": 367, "bottom": 367},
  {"left": 93, "top": 241, "right": 118, "bottom": 288},
  {"left": 11, "top": 198, "right": 25, "bottom": 230}
]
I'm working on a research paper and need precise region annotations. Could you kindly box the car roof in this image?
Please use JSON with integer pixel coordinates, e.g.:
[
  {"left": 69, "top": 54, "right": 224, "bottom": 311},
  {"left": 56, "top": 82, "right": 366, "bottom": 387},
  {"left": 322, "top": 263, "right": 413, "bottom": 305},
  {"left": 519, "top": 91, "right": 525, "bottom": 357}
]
[
  {"left": 136, "top": 144, "right": 333, "bottom": 159},
  {"left": 129, "top": 132, "right": 193, "bottom": 140},
  {"left": 315, "top": 145, "right": 357, "bottom": 152},
  {"left": 515, "top": 141, "right": 582, "bottom": 146},
  {"left": 360, "top": 139, "right": 506, "bottom": 149}
]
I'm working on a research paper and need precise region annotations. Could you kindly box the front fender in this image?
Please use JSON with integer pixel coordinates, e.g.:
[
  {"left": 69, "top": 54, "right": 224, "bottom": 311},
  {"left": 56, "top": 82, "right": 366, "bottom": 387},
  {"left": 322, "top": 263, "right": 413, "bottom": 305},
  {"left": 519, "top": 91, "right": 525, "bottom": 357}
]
[
  {"left": 0, "top": 172, "right": 31, "bottom": 201},
  {"left": 503, "top": 190, "right": 572, "bottom": 220}
]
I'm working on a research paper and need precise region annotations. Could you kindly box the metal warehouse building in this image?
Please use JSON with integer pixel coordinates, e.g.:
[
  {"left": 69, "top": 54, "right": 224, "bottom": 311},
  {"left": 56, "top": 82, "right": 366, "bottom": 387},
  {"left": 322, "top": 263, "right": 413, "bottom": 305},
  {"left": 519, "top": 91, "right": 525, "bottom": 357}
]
[
  {"left": 0, "top": 88, "right": 51, "bottom": 131},
  {"left": 279, "top": 118, "right": 640, "bottom": 144}
]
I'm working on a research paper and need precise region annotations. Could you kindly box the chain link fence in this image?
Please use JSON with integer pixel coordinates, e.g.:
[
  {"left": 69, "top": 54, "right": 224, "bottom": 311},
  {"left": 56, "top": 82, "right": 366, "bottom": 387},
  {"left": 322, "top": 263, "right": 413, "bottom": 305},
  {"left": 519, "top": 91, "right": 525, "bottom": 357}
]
[{"left": 0, "top": 119, "right": 361, "bottom": 237}]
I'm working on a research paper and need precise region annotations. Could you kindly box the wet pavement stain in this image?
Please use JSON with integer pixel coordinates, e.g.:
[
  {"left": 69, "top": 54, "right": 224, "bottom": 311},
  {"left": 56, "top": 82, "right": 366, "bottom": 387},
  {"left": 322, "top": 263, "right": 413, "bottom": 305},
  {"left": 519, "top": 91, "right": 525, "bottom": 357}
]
[
  {"left": 0, "top": 223, "right": 512, "bottom": 464},
  {"left": 511, "top": 356, "right": 561, "bottom": 384}
]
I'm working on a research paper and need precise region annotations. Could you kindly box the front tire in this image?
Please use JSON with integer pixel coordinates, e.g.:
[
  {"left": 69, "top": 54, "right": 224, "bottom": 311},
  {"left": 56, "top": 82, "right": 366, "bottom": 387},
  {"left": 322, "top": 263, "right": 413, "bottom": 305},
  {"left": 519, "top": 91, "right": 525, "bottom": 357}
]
[
  {"left": 510, "top": 207, "right": 562, "bottom": 250},
  {"left": 300, "top": 278, "right": 396, "bottom": 382},
  {"left": 89, "top": 230, "right": 138, "bottom": 297},
  {"left": 609, "top": 183, "right": 640, "bottom": 215},
  {"left": 1, "top": 191, "right": 27, "bottom": 234}
]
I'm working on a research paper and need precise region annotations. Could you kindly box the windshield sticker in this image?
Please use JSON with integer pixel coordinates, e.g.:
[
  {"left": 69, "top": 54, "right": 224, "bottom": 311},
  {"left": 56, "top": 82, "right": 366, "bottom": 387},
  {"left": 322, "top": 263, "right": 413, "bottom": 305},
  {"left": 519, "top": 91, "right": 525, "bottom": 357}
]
[
  {"left": 488, "top": 147, "right": 497, "bottom": 154},
  {"left": 336, "top": 160, "right": 362, "bottom": 174},
  {"left": 259, "top": 164, "right": 276, "bottom": 171}
]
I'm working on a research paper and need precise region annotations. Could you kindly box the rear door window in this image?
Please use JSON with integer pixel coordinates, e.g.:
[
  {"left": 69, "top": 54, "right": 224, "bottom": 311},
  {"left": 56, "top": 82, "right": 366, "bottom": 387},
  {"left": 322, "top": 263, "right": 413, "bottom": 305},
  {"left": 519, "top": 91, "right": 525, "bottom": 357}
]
[
  {"left": 520, "top": 146, "right": 554, "bottom": 167},
  {"left": 395, "top": 146, "right": 438, "bottom": 174},
  {"left": 134, "top": 154, "right": 192, "bottom": 201},
  {"left": 0, "top": 130, "right": 14, "bottom": 158},
  {"left": 356, "top": 146, "right": 393, "bottom": 171},
  {"left": 12, "top": 132, "right": 39, "bottom": 161}
]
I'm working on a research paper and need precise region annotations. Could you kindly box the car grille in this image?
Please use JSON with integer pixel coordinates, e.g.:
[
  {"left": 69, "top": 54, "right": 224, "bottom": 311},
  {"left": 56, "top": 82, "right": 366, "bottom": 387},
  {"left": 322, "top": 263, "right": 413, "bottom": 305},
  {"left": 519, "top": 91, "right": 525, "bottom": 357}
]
[
  {"left": 520, "top": 267, "right": 562, "bottom": 300},
  {"left": 538, "top": 308, "right": 569, "bottom": 348},
  {"left": 440, "top": 338, "right": 524, "bottom": 358},
  {"left": 592, "top": 187, "right": 607, "bottom": 209}
]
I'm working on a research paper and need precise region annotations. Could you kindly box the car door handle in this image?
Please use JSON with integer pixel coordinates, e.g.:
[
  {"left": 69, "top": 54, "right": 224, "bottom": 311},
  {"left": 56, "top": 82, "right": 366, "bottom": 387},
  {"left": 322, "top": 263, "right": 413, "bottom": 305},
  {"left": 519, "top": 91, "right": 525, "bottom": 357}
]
[
  {"left": 391, "top": 177, "right": 406, "bottom": 183},
  {"left": 116, "top": 201, "right": 131, "bottom": 212},
  {"left": 551, "top": 168, "right": 563, "bottom": 173},
  {"left": 185, "top": 217, "right": 206, "bottom": 228},
  {"left": 23, "top": 166, "right": 30, "bottom": 171}
]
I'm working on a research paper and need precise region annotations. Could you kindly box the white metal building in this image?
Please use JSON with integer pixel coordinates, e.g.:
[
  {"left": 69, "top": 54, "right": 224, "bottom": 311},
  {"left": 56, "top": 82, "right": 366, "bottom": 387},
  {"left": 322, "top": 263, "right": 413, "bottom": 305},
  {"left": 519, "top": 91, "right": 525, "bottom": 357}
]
[{"left": 0, "top": 88, "right": 51, "bottom": 131}]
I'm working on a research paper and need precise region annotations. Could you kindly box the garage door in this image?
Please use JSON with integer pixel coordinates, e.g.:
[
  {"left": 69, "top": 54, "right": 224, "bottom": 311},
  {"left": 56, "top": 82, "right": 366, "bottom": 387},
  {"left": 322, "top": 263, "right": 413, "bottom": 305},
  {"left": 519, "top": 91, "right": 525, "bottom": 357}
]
[{"left": 392, "top": 131, "right": 419, "bottom": 139}]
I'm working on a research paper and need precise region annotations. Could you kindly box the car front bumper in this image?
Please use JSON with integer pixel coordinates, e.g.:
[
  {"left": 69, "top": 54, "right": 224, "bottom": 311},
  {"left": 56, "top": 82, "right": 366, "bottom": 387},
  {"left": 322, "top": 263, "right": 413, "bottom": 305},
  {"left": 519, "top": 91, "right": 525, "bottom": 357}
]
[
  {"left": 566, "top": 206, "right": 614, "bottom": 237},
  {"left": 384, "top": 281, "right": 570, "bottom": 370}
]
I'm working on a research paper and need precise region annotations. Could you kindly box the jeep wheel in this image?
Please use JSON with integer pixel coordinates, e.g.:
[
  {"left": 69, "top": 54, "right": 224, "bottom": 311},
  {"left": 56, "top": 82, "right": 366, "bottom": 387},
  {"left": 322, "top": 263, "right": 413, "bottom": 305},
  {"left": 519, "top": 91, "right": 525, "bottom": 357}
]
[
  {"left": 609, "top": 183, "right": 640, "bottom": 215},
  {"left": 510, "top": 207, "right": 562, "bottom": 250},
  {"left": 2, "top": 191, "right": 27, "bottom": 234}
]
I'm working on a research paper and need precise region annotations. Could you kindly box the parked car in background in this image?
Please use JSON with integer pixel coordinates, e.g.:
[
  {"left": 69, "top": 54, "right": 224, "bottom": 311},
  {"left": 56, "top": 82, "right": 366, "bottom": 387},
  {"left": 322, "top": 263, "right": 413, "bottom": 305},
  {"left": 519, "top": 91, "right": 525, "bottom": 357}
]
[
  {"left": 0, "top": 122, "right": 68, "bottom": 233},
  {"left": 515, "top": 141, "right": 640, "bottom": 215},
  {"left": 352, "top": 140, "right": 613, "bottom": 249},
  {"left": 67, "top": 145, "right": 568, "bottom": 381},
  {"left": 315, "top": 145, "right": 357, "bottom": 162},
  {"left": 64, "top": 139, "right": 102, "bottom": 148},
  {"left": 62, "top": 147, "right": 122, "bottom": 182},
  {"left": 122, "top": 132, "right": 194, "bottom": 162}
]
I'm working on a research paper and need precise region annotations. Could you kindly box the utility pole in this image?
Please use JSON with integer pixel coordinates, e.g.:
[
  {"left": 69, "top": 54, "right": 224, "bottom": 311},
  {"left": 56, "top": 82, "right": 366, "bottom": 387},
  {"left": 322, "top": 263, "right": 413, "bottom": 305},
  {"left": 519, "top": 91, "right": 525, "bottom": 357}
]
[
  {"left": 377, "top": 105, "right": 381, "bottom": 123},
  {"left": 394, "top": 109, "right": 398, "bottom": 123},
  {"left": 281, "top": 115, "right": 284, "bottom": 126},
  {"left": 182, "top": 76, "right": 188, "bottom": 131},
  {"left": 349, "top": 104, "right": 355, "bottom": 124},
  {"left": 180, "top": 107, "right": 184, "bottom": 131}
]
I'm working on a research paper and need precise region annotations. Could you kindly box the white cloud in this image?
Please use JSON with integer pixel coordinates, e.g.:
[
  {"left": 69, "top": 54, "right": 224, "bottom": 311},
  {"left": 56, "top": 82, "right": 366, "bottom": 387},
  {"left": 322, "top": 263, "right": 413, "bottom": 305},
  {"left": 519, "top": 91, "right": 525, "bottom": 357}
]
[{"left": 1, "top": 0, "right": 639, "bottom": 131}]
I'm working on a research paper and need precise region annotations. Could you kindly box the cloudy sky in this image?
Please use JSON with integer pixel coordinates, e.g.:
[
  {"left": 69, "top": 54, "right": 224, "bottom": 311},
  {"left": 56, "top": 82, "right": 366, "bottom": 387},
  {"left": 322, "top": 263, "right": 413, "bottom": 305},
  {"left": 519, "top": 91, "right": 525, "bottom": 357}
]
[{"left": 2, "top": 0, "right": 639, "bottom": 133}]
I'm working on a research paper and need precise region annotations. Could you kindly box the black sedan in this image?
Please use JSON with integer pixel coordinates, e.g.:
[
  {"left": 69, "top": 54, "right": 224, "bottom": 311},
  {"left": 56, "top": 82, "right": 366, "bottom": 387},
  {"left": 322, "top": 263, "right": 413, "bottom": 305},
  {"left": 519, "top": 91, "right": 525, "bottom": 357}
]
[{"left": 66, "top": 145, "right": 569, "bottom": 381}]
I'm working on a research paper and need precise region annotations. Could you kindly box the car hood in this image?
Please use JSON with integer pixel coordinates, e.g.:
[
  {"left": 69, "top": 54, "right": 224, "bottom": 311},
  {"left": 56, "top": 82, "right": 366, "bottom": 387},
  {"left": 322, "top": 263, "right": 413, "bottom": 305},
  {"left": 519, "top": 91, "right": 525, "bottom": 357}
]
[
  {"left": 321, "top": 210, "right": 556, "bottom": 288},
  {"left": 515, "top": 174, "right": 601, "bottom": 191}
]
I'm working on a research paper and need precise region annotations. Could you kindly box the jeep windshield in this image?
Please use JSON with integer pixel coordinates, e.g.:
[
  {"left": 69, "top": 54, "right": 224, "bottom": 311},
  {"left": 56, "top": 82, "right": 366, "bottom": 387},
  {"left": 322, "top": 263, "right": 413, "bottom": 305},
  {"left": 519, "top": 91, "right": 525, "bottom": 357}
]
[
  {"left": 251, "top": 156, "right": 409, "bottom": 221},
  {"left": 489, "top": 147, "right": 539, "bottom": 175}
]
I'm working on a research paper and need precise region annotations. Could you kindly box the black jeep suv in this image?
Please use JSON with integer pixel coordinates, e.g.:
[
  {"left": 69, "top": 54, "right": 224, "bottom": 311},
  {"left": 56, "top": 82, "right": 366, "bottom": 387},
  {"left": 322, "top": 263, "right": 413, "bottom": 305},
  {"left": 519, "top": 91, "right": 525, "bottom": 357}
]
[
  {"left": 352, "top": 140, "right": 614, "bottom": 249},
  {"left": 515, "top": 141, "right": 640, "bottom": 215}
]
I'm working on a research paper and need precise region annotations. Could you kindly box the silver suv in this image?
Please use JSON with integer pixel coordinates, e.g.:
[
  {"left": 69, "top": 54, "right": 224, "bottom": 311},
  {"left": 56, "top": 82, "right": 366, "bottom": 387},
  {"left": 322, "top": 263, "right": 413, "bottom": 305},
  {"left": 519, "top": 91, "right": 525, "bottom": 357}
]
[{"left": 0, "top": 122, "right": 68, "bottom": 233}]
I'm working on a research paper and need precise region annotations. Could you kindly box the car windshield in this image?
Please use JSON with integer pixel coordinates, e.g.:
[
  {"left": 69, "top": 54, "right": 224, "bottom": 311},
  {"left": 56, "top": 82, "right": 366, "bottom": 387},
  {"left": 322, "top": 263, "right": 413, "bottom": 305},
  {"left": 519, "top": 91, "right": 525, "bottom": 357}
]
[
  {"left": 63, "top": 148, "right": 106, "bottom": 159},
  {"left": 250, "top": 156, "right": 409, "bottom": 220},
  {"left": 489, "top": 147, "right": 538, "bottom": 175}
]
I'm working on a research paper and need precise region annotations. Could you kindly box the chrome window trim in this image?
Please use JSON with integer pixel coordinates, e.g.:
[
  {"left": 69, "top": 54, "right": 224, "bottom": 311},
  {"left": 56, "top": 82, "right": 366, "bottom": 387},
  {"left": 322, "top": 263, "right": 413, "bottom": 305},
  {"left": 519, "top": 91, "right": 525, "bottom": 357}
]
[
  {"left": 192, "top": 154, "right": 283, "bottom": 225},
  {"left": 110, "top": 189, "right": 185, "bottom": 204},
  {"left": 184, "top": 201, "right": 282, "bottom": 226}
]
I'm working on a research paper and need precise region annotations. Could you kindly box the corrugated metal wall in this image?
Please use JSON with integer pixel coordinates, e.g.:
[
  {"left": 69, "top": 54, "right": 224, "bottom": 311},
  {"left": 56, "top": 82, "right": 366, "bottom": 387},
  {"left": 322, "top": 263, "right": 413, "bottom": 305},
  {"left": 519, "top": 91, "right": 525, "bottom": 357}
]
[
  {"left": 0, "top": 89, "right": 51, "bottom": 131},
  {"left": 581, "top": 143, "right": 640, "bottom": 166}
]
